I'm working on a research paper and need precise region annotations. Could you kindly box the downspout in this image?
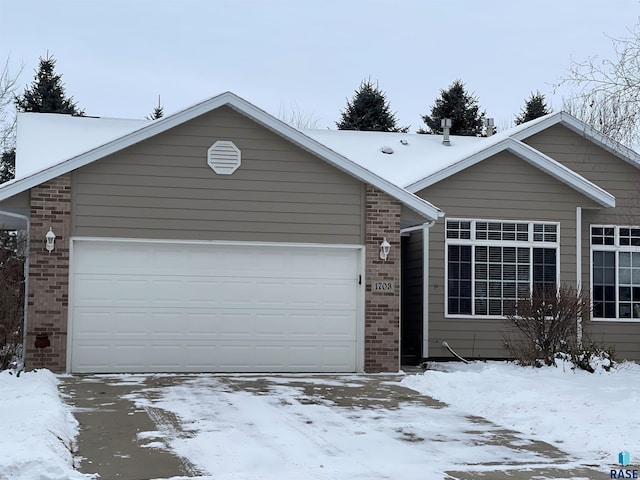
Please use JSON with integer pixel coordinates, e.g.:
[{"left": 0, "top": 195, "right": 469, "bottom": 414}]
[
  {"left": 400, "top": 220, "right": 436, "bottom": 361},
  {"left": 576, "top": 206, "right": 583, "bottom": 346},
  {"left": 0, "top": 210, "right": 30, "bottom": 369}
]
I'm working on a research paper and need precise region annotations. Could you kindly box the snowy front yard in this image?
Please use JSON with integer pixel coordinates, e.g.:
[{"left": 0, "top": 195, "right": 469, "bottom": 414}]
[
  {"left": 0, "top": 369, "right": 92, "bottom": 480},
  {"left": 403, "top": 359, "right": 640, "bottom": 466},
  {"left": 1, "top": 361, "right": 639, "bottom": 479}
]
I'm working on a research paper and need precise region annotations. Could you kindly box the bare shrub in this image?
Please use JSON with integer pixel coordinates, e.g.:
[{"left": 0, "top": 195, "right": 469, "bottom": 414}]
[
  {"left": 0, "top": 231, "right": 26, "bottom": 370},
  {"left": 504, "top": 285, "right": 590, "bottom": 367}
]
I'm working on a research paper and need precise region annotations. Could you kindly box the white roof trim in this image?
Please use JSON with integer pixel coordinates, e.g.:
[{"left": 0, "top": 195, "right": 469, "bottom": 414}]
[
  {"left": 406, "top": 137, "right": 615, "bottom": 208},
  {"left": 0, "top": 92, "right": 441, "bottom": 221},
  {"left": 511, "top": 111, "right": 640, "bottom": 169}
]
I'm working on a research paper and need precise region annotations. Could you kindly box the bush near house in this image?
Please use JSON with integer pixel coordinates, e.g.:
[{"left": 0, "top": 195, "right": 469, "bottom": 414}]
[
  {"left": 504, "top": 285, "right": 615, "bottom": 372},
  {"left": 0, "top": 231, "right": 25, "bottom": 370}
]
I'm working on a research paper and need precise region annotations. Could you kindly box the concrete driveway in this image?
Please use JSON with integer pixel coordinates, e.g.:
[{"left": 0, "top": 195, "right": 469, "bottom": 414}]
[{"left": 59, "top": 374, "right": 602, "bottom": 480}]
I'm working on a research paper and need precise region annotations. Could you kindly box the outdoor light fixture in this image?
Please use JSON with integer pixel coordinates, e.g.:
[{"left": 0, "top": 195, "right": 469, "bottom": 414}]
[
  {"left": 379, "top": 237, "right": 391, "bottom": 261},
  {"left": 45, "top": 228, "right": 56, "bottom": 253}
]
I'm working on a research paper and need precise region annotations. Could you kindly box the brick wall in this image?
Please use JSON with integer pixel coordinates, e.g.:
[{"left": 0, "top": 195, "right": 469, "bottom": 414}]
[
  {"left": 21, "top": 175, "right": 403, "bottom": 373},
  {"left": 26, "top": 175, "right": 71, "bottom": 372},
  {"left": 364, "top": 185, "right": 401, "bottom": 372}
]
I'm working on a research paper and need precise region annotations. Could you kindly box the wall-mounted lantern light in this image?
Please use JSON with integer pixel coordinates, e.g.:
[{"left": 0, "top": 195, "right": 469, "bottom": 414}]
[
  {"left": 379, "top": 237, "right": 391, "bottom": 261},
  {"left": 45, "top": 228, "right": 56, "bottom": 253}
]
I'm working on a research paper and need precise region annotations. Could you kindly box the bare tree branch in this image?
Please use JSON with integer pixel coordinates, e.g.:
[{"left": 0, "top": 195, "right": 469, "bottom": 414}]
[
  {"left": 0, "top": 57, "right": 24, "bottom": 150},
  {"left": 277, "top": 100, "right": 321, "bottom": 129},
  {"left": 556, "top": 23, "right": 640, "bottom": 146}
]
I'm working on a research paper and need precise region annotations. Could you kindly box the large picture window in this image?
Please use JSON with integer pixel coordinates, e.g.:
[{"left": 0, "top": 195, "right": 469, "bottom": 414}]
[
  {"left": 446, "top": 219, "right": 559, "bottom": 317},
  {"left": 591, "top": 226, "right": 640, "bottom": 320}
]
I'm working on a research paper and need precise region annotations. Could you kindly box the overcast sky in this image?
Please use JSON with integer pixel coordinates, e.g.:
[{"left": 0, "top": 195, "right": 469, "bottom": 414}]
[{"left": 1, "top": 0, "right": 639, "bottom": 131}]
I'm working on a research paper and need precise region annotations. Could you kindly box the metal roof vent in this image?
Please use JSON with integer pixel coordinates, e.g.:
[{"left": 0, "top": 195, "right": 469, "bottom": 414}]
[
  {"left": 400, "top": 139, "right": 408, "bottom": 145},
  {"left": 441, "top": 118, "right": 452, "bottom": 146},
  {"left": 380, "top": 146, "right": 394, "bottom": 154},
  {"left": 484, "top": 117, "right": 495, "bottom": 137},
  {"left": 207, "top": 140, "right": 241, "bottom": 175}
]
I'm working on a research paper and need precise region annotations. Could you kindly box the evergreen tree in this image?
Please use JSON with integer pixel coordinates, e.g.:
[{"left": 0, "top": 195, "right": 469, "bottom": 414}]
[
  {"left": 0, "top": 149, "right": 14, "bottom": 184},
  {"left": 148, "top": 105, "right": 164, "bottom": 120},
  {"left": 146, "top": 95, "right": 164, "bottom": 120},
  {"left": 336, "top": 79, "right": 408, "bottom": 132},
  {"left": 15, "top": 53, "right": 84, "bottom": 115},
  {"left": 515, "top": 91, "right": 551, "bottom": 125},
  {"left": 418, "top": 79, "right": 485, "bottom": 136}
]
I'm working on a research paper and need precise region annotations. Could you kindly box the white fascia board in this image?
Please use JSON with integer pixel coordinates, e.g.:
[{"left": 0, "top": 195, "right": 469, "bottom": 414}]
[
  {"left": 224, "top": 97, "right": 442, "bottom": 220},
  {"left": 406, "top": 137, "right": 615, "bottom": 208},
  {"left": 0, "top": 92, "right": 442, "bottom": 221},
  {"left": 511, "top": 111, "right": 640, "bottom": 169},
  {"left": 509, "top": 140, "right": 615, "bottom": 207},
  {"left": 406, "top": 138, "right": 516, "bottom": 193},
  {"left": 0, "top": 93, "right": 238, "bottom": 201}
]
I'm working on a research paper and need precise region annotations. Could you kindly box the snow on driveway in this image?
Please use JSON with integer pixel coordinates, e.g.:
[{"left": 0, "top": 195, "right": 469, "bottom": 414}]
[
  {"left": 3, "top": 363, "right": 636, "bottom": 479},
  {"left": 120, "top": 374, "right": 584, "bottom": 479}
]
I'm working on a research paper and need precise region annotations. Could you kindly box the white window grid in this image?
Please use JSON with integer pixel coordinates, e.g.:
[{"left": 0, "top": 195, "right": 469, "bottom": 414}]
[
  {"left": 590, "top": 225, "right": 640, "bottom": 321},
  {"left": 445, "top": 218, "right": 560, "bottom": 318}
]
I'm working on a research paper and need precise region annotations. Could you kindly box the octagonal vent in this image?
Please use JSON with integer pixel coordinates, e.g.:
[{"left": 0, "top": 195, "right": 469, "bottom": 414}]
[{"left": 207, "top": 140, "right": 241, "bottom": 175}]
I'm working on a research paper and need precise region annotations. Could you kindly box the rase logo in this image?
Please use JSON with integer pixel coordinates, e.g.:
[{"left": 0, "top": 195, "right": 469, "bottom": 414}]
[{"left": 611, "top": 450, "right": 638, "bottom": 479}]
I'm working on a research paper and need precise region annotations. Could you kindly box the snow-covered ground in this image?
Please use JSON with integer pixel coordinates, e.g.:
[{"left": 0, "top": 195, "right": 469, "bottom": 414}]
[
  {"left": 0, "top": 369, "right": 94, "bottom": 480},
  {"left": 1, "top": 361, "right": 638, "bottom": 479},
  {"left": 402, "top": 359, "right": 640, "bottom": 467}
]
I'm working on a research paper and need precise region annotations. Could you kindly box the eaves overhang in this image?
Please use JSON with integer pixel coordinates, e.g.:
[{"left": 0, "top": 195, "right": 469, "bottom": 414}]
[
  {"left": 405, "top": 137, "right": 615, "bottom": 208},
  {"left": 0, "top": 92, "right": 442, "bottom": 221}
]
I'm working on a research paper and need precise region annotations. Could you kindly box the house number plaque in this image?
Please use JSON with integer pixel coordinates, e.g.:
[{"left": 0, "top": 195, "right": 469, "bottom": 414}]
[{"left": 373, "top": 281, "right": 394, "bottom": 291}]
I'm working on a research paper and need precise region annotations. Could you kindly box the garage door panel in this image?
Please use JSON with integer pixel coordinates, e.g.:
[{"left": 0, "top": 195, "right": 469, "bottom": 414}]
[
  {"left": 73, "top": 341, "right": 358, "bottom": 373},
  {"left": 71, "top": 241, "right": 360, "bottom": 373},
  {"left": 76, "top": 276, "right": 357, "bottom": 311},
  {"left": 74, "top": 309, "right": 357, "bottom": 340},
  {"left": 74, "top": 242, "right": 357, "bottom": 278}
]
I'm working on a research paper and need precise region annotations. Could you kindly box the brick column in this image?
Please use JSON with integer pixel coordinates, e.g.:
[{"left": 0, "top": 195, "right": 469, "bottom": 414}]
[
  {"left": 26, "top": 175, "right": 71, "bottom": 372},
  {"left": 364, "top": 185, "right": 401, "bottom": 372}
]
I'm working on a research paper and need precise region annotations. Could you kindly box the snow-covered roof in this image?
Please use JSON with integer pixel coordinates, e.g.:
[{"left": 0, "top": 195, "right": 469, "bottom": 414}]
[
  {"left": 0, "top": 92, "right": 442, "bottom": 221},
  {"left": 16, "top": 113, "right": 150, "bottom": 179},
  {"left": 2, "top": 96, "right": 633, "bottom": 216},
  {"left": 302, "top": 129, "right": 483, "bottom": 189},
  {"left": 304, "top": 112, "right": 622, "bottom": 208}
]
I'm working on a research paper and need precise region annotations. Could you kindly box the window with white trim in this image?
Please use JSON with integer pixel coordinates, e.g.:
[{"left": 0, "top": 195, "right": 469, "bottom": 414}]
[
  {"left": 446, "top": 219, "right": 559, "bottom": 317},
  {"left": 591, "top": 226, "right": 640, "bottom": 320}
]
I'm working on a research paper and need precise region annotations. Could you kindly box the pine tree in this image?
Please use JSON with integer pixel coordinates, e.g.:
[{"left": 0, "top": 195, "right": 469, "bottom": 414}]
[
  {"left": 0, "top": 149, "right": 14, "bottom": 184},
  {"left": 336, "top": 79, "right": 408, "bottom": 132},
  {"left": 148, "top": 106, "right": 164, "bottom": 120},
  {"left": 0, "top": 58, "right": 21, "bottom": 185},
  {"left": 514, "top": 91, "right": 551, "bottom": 125},
  {"left": 15, "top": 53, "right": 84, "bottom": 115},
  {"left": 146, "top": 95, "right": 164, "bottom": 120},
  {"left": 418, "top": 79, "right": 485, "bottom": 136}
]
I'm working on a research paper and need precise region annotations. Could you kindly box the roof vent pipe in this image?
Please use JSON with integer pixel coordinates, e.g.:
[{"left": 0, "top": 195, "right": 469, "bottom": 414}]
[
  {"left": 441, "top": 118, "right": 452, "bottom": 146},
  {"left": 484, "top": 117, "right": 495, "bottom": 137}
]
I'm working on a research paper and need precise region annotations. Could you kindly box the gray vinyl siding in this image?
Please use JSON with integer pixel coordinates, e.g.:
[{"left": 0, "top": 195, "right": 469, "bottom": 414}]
[
  {"left": 526, "top": 124, "right": 640, "bottom": 361},
  {"left": 415, "top": 151, "right": 601, "bottom": 359},
  {"left": 401, "top": 204, "right": 428, "bottom": 228},
  {"left": 0, "top": 191, "right": 30, "bottom": 230},
  {"left": 0, "top": 190, "right": 30, "bottom": 214},
  {"left": 72, "top": 106, "right": 364, "bottom": 244}
]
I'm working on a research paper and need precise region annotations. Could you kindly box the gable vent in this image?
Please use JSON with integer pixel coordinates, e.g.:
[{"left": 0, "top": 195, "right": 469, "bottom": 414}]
[{"left": 207, "top": 140, "right": 241, "bottom": 175}]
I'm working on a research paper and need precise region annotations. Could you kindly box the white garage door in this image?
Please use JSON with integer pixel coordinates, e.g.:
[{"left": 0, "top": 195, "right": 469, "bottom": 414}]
[{"left": 70, "top": 240, "right": 361, "bottom": 373}]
